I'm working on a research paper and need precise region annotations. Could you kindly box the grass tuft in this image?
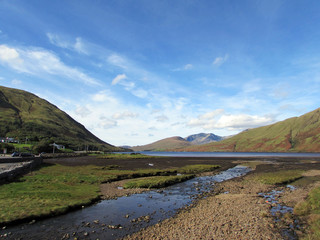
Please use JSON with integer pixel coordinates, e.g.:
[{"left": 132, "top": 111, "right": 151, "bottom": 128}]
[
  {"left": 252, "top": 170, "right": 303, "bottom": 185},
  {"left": 123, "top": 175, "right": 195, "bottom": 189},
  {"left": 294, "top": 186, "right": 320, "bottom": 239},
  {"left": 177, "top": 164, "right": 220, "bottom": 174}
]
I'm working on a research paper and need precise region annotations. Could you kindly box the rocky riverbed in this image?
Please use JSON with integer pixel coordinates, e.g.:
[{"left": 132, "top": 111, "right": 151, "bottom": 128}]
[
  {"left": 124, "top": 177, "right": 282, "bottom": 240},
  {"left": 124, "top": 168, "right": 320, "bottom": 240}
]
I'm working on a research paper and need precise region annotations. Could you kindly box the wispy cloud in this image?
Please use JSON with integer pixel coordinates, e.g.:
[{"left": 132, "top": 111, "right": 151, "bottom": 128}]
[
  {"left": 213, "top": 54, "right": 229, "bottom": 66},
  {"left": 107, "top": 54, "right": 128, "bottom": 69},
  {"left": 184, "top": 64, "right": 193, "bottom": 70},
  {"left": 156, "top": 114, "right": 169, "bottom": 122},
  {"left": 91, "top": 90, "right": 118, "bottom": 104},
  {"left": 112, "top": 74, "right": 127, "bottom": 85},
  {"left": 47, "top": 33, "right": 88, "bottom": 54},
  {"left": 172, "top": 63, "right": 193, "bottom": 71},
  {"left": 75, "top": 105, "right": 92, "bottom": 117},
  {"left": 0, "top": 44, "right": 100, "bottom": 86},
  {"left": 112, "top": 111, "right": 139, "bottom": 120},
  {"left": 99, "top": 118, "right": 117, "bottom": 129},
  {"left": 74, "top": 37, "right": 88, "bottom": 54},
  {"left": 132, "top": 88, "right": 148, "bottom": 98},
  {"left": 11, "top": 79, "right": 22, "bottom": 86}
]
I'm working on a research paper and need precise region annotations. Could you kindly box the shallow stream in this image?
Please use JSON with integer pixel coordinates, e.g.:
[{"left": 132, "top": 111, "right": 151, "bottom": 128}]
[
  {"left": 1, "top": 165, "right": 250, "bottom": 240},
  {"left": 259, "top": 185, "right": 300, "bottom": 240}
]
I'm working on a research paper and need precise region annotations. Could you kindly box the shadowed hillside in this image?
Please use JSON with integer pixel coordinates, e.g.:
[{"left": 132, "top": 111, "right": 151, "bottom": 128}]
[
  {"left": 0, "top": 86, "right": 121, "bottom": 151},
  {"left": 180, "top": 108, "right": 320, "bottom": 152}
]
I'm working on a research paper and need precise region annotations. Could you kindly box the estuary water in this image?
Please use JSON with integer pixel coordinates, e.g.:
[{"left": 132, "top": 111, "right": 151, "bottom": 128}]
[
  {"left": 138, "top": 151, "right": 320, "bottom": 158},
  {"left": 1, "top": 166, "right": 250, "bottom": 240}
]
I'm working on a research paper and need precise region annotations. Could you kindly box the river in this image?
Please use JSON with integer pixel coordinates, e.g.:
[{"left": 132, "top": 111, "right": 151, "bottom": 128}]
[{"left": 1, "top": 166, "right": 250, "bottom": 240}]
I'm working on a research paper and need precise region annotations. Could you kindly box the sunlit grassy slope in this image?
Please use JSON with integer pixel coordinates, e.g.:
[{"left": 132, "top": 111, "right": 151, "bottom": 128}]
[
  {"left": 181, "top": 108, "right": 320, "bottom": 152},
  {"left": 131, "top": 136, "right": 192, "bottom": 151},
  {"left": 0, "top": 85, "right": 120, "bottom": 151}
]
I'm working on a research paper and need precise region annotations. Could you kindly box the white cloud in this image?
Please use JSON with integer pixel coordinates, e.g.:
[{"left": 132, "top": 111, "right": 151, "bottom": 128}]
[
  {"left": 74, "top": 37, "right": 88, "bottom": 54},
  {"left": 172, "top": 63, "right": 193, "bottom": 71},
  {"left": 201, "top": 109, "right": 225, "bottom": 120},
  {"left": 99, "top": 119, "right": 117, "bottom": 129},
  {"left": 11, "top": 79, "right": 22, "bottom": 85},
  {"left": 156, "top": 115, "right": 169, "bottom": 122},
  {"left": 107, "top": 54, "right": 128, "bottom": 69},
  {"left": 215, "top": 114, "right": 273, "bottom": 130},
  {"left": 91, "top": 90, "right": 118, "bottom": 103},
  {"left": 0, "top": 44, "right": 100, "bottom": 86},
  {"left": 132, "top": 88, "right": 148, "bottom": 98},
  {"left": 213, "top": 54, "right": 229, "bottom": 66},
  {"left": 111, "top": 73, "right": 148, "bottom": 99},
  {"left": 47, "top": 33, "right": 88, "bottom": 55},
  {"left": 112, "top": 74, "right": 127, "bottom": 85},
  {"left": 184, "top": 64, "right": 193, "bottom": 70},
  {"left": 188, "top": 109, "right": 274, "bottom": 131},
  {"left": 47, "top": 33, "right": 69, "bottom": 48},
  {"left": 0, "top": 45, "right": 25, "bottom": 72},
  {"left": 75, "top": 105, "right": 92, "bottom": 117},
  {"left": 112, "top": 111, "right": 139, "bottom": 120}
]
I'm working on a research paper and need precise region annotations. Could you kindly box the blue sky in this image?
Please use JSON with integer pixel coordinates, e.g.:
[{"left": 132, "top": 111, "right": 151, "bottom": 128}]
[{"left": 1, "top": 0, "right": 320, "bottom": 146}]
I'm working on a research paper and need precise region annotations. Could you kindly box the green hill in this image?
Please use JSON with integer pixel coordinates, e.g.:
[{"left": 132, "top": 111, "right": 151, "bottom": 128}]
[
  {"left": 180, "top": 108, "right": 320, "bottom": 152},
  {"left": 0, "top": 86, "right": 120, "bottom": 152},
  {"left": 131, "top": 136, "right": 192, "bottom": 151}
]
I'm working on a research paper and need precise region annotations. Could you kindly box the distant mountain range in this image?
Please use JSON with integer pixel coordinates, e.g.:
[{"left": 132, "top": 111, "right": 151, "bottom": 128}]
[
  {"left": 131, "top": 108, "right": 320, "bottom": 153},
  {"left": 130, "top": 133, "right": 224, "bottom": 151},
  {"left": 185, "top": 133, "right": 223, "bottom": 144},
  {"left": 179, "top": 108, "right": 320, "bottom": 152},
  {"left": 0, "top": 86, "right": 122, "bottom": 151}
]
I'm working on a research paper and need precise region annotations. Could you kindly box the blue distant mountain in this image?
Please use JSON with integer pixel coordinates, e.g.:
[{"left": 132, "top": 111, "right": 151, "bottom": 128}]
[{"left": 185, "top": 133, "right": 223, "bottom": 145}]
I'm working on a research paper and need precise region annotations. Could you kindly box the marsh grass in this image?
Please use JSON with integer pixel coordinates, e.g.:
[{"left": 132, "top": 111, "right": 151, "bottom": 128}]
[
  {"left": 294, "top": 186, "right": 320, "bottom": 239},
  {"left": 123, "top": 175, "right": 195, "bottom": 189},
  {"left": 177, "top": 164, "right": 220, "bottom": 174},
  {"left": 0, "top": 164, "right": 177, "bottom": 225},
  {"left": 252, "top": 170, "right": 303, "bottom": 185},
  {"left": 0, "top": 163, "right": 220, "bottom": 224},
  {"left": 234, "top": 161, "right": 267, "bottom": 170},
  {"left": 123, "top": 164, "right": 220, "bottom": 189}
]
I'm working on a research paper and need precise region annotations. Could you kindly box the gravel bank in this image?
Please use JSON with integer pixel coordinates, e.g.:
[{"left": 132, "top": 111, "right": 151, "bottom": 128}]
[
  {"left": 124, "top": 177, "right": 283, "bottom": 240},
  {"left": 100, "top": 179, "right": 148, "bottom": 199}
]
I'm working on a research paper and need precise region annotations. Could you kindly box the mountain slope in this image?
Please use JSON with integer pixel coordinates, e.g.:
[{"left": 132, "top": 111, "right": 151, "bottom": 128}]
[
  {"left": 131, "top": 136, "right": 192, "bottom": 151},
  {"left": 181, "top": 108, "right": 320, "bottom": 152},
  {"left": 185, "top": 133, "right": 222, "bottom": 145},
  {"left": 0, "top": 86, "right": 120, "bottom": 151}
]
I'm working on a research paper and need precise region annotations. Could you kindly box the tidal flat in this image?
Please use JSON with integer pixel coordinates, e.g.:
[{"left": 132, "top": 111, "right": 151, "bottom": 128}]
[{"left": 1, "top": 154, "right": 320, "bottom": 239}]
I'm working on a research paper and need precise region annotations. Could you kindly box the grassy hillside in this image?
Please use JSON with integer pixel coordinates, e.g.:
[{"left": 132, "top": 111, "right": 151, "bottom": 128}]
[
  {"left": 180, "top": 108, "right": 320, "bottom": 152},
  {"left": 131, "top": 136, "right": 192, "bottom": 151},
  {"left": 0, "top": 86, "right": 120, "bottom": 151}
]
